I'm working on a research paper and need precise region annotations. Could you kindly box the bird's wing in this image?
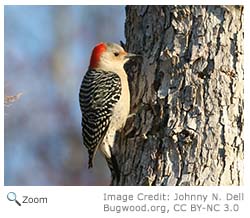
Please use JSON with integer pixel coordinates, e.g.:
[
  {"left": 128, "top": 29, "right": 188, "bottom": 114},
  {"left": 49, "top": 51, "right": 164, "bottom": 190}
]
[{"left": 79, "top": 69, "right": 121, "bottom": 167}]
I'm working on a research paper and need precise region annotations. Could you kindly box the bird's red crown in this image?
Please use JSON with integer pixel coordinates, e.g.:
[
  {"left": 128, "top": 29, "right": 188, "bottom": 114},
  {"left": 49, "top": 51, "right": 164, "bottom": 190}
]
[{"left": 89, "top": 42, "right": 107, "bottom": 69}]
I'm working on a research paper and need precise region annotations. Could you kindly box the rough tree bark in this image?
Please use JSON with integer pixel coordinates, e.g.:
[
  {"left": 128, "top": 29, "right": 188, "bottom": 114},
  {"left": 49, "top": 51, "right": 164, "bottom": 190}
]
[{"left": 112, "top": 5, "right": 244, "bottom": 186}]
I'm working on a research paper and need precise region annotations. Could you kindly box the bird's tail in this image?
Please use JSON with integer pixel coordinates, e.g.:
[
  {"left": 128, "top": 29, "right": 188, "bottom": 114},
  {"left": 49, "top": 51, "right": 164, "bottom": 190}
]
[
  {"left": 88, "top": 150, "right": 94, "bottom": 168},
  {"left": 105, "top": 155, "right": 120, "bottom": 184}
]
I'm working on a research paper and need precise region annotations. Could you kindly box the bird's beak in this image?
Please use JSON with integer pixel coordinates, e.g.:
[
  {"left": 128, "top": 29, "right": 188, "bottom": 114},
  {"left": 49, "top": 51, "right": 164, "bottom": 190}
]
[{"left": 124, "top": 53, "right": 142, "bottom": 59}]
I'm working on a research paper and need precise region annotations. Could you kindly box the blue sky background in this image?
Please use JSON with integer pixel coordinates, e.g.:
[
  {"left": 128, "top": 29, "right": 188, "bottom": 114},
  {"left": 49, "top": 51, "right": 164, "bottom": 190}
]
[{"left": 4, "top": 5, "right": 126, "bottom": 185}]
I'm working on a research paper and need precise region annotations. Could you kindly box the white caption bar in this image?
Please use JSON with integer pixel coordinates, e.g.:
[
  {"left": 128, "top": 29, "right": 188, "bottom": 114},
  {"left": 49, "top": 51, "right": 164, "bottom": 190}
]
[{"left": 0, "top": 186, "right": 248, "bottom": 218}]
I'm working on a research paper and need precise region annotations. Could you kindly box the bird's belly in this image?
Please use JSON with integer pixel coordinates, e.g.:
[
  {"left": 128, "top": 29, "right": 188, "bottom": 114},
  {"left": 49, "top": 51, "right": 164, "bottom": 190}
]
[{"left": 110, "top": 87, "right": 130, "bottom": 130}]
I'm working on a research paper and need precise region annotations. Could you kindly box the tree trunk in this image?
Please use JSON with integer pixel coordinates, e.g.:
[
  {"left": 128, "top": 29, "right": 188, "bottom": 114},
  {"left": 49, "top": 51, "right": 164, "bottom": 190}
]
[{"left": 112, "top": 5, "right": 244, "bottom": 186}]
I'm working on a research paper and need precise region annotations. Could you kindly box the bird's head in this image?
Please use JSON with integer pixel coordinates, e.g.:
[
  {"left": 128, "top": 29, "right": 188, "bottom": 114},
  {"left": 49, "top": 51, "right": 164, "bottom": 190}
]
[{"left": 89, "top": 42, "right": 139, "bottom": 71}]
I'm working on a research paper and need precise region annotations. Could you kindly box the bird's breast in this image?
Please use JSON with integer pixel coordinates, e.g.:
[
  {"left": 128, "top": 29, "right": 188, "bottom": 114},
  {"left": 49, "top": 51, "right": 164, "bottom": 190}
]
[{"left": 110, "top": 73, "right": 130, "bottom": 130}]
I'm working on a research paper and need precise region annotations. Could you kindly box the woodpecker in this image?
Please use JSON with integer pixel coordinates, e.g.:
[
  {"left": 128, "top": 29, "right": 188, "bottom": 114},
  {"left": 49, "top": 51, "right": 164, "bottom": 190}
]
[{"left": 79, "top": 42, "right": 138, "bottom": 181}]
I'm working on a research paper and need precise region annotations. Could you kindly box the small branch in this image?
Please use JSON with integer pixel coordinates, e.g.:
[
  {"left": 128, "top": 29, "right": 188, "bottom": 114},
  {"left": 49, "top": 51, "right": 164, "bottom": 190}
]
[{"left": 4, "top": 93, "right": 23, "bottom": 106}]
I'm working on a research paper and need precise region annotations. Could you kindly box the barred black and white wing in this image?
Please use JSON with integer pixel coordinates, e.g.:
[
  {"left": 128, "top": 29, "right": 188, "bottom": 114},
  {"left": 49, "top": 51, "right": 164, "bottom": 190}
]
[{"left": 79, "top": 69, "right": 121, "bottom": 168}]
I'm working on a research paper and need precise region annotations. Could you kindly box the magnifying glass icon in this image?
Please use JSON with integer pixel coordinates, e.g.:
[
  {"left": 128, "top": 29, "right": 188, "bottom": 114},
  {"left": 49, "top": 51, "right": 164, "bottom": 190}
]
[{"left": 7, "top": 192, "right": 21, "bottom": 206}]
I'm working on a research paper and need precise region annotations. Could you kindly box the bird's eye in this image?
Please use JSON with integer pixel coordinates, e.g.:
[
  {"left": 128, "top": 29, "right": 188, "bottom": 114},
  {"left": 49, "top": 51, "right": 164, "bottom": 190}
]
[{"left": 114, "top": 52, "right": 119, "bottom": 57}]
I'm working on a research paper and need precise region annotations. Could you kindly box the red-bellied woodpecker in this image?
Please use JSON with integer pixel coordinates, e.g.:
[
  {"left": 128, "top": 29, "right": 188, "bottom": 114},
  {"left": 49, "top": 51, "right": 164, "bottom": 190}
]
[{"left": 79, "top": 42, "right": 138, "bottom": 181}]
